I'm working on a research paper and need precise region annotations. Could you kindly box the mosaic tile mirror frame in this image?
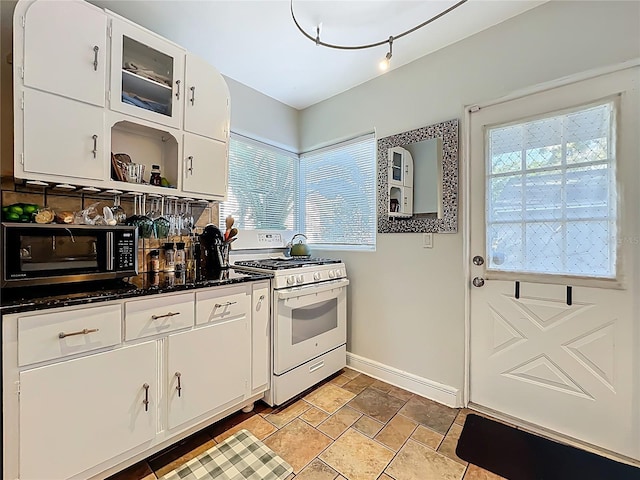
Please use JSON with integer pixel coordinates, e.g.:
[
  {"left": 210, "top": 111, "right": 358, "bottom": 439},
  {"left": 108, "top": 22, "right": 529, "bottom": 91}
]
[{"left": 377, "top": 118, "right": 459, "bottom": 233}]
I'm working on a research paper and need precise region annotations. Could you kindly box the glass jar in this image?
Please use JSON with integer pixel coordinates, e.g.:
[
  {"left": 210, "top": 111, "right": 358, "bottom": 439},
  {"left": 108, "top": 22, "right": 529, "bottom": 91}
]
[
  {"left": 150, "top": 164, "right": 162, "bottom": 186},
  {"left": 175, "top": 242, "right": 186, "bottom": 272},
  {"left": 163, "top": 242, "right": 175, "bottom": 272},
  {"left": 149, "top": 249, "right": 160, "bottom": 273}
]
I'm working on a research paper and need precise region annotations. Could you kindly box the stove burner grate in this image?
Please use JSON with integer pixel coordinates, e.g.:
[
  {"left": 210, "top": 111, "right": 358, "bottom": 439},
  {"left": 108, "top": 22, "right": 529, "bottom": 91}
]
[{"left": 234, "top": 257, "right": 341, "bottom": 270}]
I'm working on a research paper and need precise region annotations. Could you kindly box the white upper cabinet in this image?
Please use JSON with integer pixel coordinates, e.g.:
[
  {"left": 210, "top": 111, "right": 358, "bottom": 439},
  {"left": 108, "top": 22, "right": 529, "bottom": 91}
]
[
  {"left": 21, "top": 0, "right": 107, "bottom": 107},
  {"left": 22, "top": 88, "right": 106, "bottom": 181},
  {"left": 109, "top": 15, "right": 185, "bottom": 130},
  {"left": 184, "top": 53, "right": 230, "bottom": 142},
  {"left": 183, "top": 133, "right": 228, "bottom": 199}
]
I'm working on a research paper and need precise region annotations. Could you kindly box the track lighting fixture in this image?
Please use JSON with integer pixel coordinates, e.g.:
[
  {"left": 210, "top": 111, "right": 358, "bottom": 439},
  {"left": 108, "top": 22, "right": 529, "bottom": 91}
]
[{"left": 290, "top": 0, "right": 469, "bottom": 71}]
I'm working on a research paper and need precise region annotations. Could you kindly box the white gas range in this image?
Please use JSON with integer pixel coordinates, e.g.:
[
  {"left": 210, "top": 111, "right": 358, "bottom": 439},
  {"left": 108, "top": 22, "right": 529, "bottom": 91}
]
[{"left": 232, "top": 231, "right": 348, "bottom": 406}]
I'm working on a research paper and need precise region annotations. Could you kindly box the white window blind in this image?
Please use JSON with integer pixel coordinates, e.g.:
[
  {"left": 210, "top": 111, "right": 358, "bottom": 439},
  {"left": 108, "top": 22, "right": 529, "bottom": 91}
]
[
  {"left": 486, "top": 101, "right": 617, "bottom": 278},
  {"left": 220, "top": 134, "right": 298, "bottom": 230},
  {"left": 300, "top": 134, "right": 376, "bottom": 248}
]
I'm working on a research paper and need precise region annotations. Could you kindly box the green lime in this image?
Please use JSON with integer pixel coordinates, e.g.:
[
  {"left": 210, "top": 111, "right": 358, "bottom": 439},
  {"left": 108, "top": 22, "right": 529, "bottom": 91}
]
[
  {"left": 5, "top": 212, "right": 19, "bottom": 221},
  {"left": 23, "top": 204, "right": 38, "bottom": 214},
  {"left": 2, "top": 206, "right": 8, "bottom": 213},
  {"left": 160, "top": 177, "right": 170, "bottom": 187},
  {"left": 8, "top": 205, "right": 24, "bottom": 215},
  {"left": 19, "top": 214, "right": 31, "bottom": 222}
]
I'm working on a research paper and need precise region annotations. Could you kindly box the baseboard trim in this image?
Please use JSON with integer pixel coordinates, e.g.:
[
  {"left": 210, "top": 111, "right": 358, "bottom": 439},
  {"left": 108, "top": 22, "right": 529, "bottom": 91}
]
[{"left": 346, "top": 352, "right": 461, "bottom": 407}]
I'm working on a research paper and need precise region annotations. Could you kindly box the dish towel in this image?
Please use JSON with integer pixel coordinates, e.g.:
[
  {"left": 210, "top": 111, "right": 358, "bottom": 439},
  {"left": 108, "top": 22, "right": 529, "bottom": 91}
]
[{"left": 159, "top": 429, "right": 293, "bottom": 480}]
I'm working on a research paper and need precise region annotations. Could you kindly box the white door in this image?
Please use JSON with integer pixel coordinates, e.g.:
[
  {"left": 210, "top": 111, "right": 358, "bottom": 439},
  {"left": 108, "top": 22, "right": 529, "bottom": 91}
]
[
  {"left": 468, "top": 67, "right": 639, "bottom": 459},
  {"left": 22, "top": 0, "right": 107, "bottom": 107},
  {"left": 184, "top": 53, "right": 230, "bottom": 142},
  {"left": 19, "top": 342, "right": 157, "bottom": 480},
  {"left": 23, "top": 88, "right": 105, "bottom": 180},
  {"left": 167, "top": 321, "right": 249, "bottom": 430},
  {"left": 182, "top": 133, "right": 228, "bottom": 198}
]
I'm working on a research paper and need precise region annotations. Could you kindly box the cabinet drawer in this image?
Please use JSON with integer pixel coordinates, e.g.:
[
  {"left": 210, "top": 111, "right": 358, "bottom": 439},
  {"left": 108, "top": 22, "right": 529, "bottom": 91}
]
[
  {"left": 125, "top": 292, "right": 194, "bottom": 340},
  {"left": 196, "top": 284, "right": 250, "bottom": 325},
  {"left": 18, "top": 304, "right": 122, "bottom": 367}
]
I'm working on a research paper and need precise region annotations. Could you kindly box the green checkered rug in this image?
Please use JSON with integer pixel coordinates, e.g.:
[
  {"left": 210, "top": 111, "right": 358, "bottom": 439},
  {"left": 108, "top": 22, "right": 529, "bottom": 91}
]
[{"left": 159, "top": 430, "right": 292, "bottom": 480}]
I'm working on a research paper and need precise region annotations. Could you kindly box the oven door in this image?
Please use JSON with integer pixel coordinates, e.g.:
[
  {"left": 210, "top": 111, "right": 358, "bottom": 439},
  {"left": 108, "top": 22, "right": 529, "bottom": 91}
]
[{"left": 273, "top": 278, "right": 349, "bottom": 375}]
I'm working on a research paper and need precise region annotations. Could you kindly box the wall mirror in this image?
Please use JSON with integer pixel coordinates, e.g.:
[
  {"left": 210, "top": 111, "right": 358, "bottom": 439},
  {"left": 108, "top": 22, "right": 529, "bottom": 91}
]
[{"left": 377, "top": 118, "right": 458, "bottom": 233}]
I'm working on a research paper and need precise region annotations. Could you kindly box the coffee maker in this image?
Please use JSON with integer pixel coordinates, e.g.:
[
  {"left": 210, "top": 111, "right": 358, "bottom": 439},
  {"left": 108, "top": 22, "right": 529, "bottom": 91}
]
[{"left": 198, "top": 224, "right": 230, "bottom": 277}]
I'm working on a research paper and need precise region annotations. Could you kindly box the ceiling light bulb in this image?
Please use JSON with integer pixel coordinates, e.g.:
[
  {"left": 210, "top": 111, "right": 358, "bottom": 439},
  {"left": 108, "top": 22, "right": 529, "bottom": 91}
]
[{"left": 379, "top": 58, "right": 389, "bottom": 71}]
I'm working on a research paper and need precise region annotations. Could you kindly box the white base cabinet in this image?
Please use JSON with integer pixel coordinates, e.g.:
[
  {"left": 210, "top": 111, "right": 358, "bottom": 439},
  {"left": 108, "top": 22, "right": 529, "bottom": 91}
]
[
  {"left": 19, "top": 342, "right": 157, "bottom": 480},
  {"left": 2, "top": 280, "right": 270, "bottom": 480}
]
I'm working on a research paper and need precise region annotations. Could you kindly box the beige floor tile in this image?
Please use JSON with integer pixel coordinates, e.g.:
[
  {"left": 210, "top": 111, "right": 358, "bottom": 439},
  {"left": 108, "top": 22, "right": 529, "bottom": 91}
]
[
  {"left": 374, "top": 414, "right": 418, "bottom": 451},
  {"left": 385, "top": 439, "right": 465, "bottom": 480},
  {"left": 378, "top": 475, "right": 394, "bottom": 480},
  {"left": 455, "top": 408, "right": 475, "bottom": 426},
  {"left": 305, "top": 383, "right": 356, "bottom": 414},
  {"left": 317, "top": 406, "right": 362, "bottom": 439},
  {"left": 399, "top": 395, "right": 458, "bottom": 435},
  {"left": 385, "top": 384, "right": 414, "bottom": 402},
  {"left": 438, "top": 423, "right": 468, "bottom": 466},
  {"left": 342, "top": 368, "right": 360, "bottom": 379},
  {"left": 265, "top": 399, "right": 312, "bottom": 428},
  {"left": 319, "top": 428, "right": 395, "bottom": 480},
  {"left": 341, "top": 373, "right": 376, "bottom": 394},
  {"left": 105, "top": 461, "right": 155, "bottom": 480},
  {"left": 300, "top": 406, "right": 331, "bottom": 427},
  {"left": 463, "top": 464, "right": 507, "bottom": 480},
  {"left": 286, "top": 474, "right": 296, "bottom": 480},
  {"left": 327, "top": 372, "right": 352, "bottom": 387},
  {"left": 295, "top": 458, "right": 340, "bottom": 480},
  {"left": 410, "top": 425, "right": 444, "bottom": 450},
  {"left": 352, "top": 415, "right": 384, "bottom": 438},
  {"left": 213, "top": 414, "right": 277, "bottom": 443},
  {"left": 263, "top": 419, "right": 332, "bottom": 473},
  {"left": 255, "top": 401, "right": 275, "bottom": 416},
  {"left": 148, "top": 431, "right": 216, "bottom": 477},
  {"left": 370, "top": 379, "right": 393, "bottom": 392},
  {"left": 347, "top": 387, "right": 406, "bottom": 423}
]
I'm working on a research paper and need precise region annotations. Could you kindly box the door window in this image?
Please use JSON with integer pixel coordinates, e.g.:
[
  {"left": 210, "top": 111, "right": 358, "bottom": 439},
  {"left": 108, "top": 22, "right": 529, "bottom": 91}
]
[
  {"left": 291, "top": 299, "right": 338, "bottom": 345},
  {"left": 486, "top": 101, "right": 617, "bottom": 278}
]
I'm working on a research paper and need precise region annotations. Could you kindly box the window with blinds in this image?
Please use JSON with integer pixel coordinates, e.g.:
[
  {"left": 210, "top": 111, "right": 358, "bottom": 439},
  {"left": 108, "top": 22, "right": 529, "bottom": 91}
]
[
  {"left": 486, "top": 100, "right": 617, "bottom": 278},
  {"left": 300, "top": 134, "right": 376, "bottom": 249},
  {"left": 220, "top": 134, "right": 298, "bottom": 230}
]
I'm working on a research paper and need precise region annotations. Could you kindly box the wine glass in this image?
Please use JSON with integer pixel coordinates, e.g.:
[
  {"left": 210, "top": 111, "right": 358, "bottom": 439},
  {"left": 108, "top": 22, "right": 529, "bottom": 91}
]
[
  {"left": 111, "top": 195, "right": 127, "bottom": 224},
  {"left": 153, "top": 197, "right": 170, "bottom": 239},
  {"left": 137, "top": 195, "right": 154, "bottom": 239}
]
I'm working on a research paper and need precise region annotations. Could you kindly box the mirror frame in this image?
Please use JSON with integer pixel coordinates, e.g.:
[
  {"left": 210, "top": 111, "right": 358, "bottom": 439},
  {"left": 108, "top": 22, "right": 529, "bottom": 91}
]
[{"left": 377, "top": 118, "right": 459, "bottom": 233}]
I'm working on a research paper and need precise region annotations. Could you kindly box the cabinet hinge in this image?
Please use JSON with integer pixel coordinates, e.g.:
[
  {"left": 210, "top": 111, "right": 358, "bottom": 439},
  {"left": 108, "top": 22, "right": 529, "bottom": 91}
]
[
  {"left": 15, "top": 380, "right": 20, "bottom": 395},
  {"left": 20, "top": 92, "right": 24, "bottom": 110},
  {"left": 108, "top": 21, "right": 112, "bottom": 38},
  {"left": 107, "top": 90, "right": 111, "bottom": 103},
  {"left": 20, "top": 153, "right": 24, "bottom": 165},
  {"left": 18, "top": 66, "right": 24, "bottom": 79},
  {"left": 20, "top": 16, "right": 25, "bottom": 28},
  {"left": 468, "top": 105, "right": 481, "bottom": 113}
]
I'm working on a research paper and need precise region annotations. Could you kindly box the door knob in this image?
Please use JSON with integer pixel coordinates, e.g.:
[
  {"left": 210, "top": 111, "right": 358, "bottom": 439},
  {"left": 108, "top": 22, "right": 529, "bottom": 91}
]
[
  {"left": 472, "top": 277, "right": 485, "bottom": 287},
  {"left": 472, "top": 255, "right": 484, "bottom": 266}
]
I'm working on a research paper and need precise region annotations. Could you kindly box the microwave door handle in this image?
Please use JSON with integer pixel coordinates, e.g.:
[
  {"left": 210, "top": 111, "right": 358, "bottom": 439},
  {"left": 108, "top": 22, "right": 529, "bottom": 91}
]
[{"left": 106, "top": 231, "right": 114, "bottom": 271}]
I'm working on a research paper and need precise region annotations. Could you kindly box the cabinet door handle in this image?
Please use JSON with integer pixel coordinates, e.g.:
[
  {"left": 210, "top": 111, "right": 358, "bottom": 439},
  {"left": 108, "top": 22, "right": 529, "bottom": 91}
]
[
  {"left": 92, "top": 135, "right": 98, "bottom": 158},
  {"left": 214, "top": 301, "right": 237, "bottom": 309},
  {"left": 58, "top": 328, "right": 99, "bottom": 339},
  {"left": 142, "top": 383, "right": 150, "bottom": 411},
  {"left": 93, "top": 46, "right": 99, "bottom": 71},
  {"left": 190, "top": 86, "right": 196, "bottom": 105},
  {"left": 187, "top": 156, "right": 194, "bottom": 175},
  {"left": 151, "top": 311, "right": 180, "bottom": 320},
  {"left": 175, "top": 79, "right": 181, "bottom": 100},
  {"left": 175, "top": 372, "right": 182, "bottom": 397}
]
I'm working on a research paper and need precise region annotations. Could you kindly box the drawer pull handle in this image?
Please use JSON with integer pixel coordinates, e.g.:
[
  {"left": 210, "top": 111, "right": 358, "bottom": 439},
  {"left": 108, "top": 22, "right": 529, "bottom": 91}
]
[
  {"left": 214, "top": 301, "right": 237, "bottom": 309},
  {"left": 175, "top": 372, "right": 182, "bottom": 397},
  {"left": 151, "top": 312, "right": 180, "bottom": 320},
  {"left": 175, "top": 79, "right": 181, "bottom": 100},
  {"left": 93, "top": 45, "right": 99, "bottom": 71},
  {"left": 58, "top": 328, "right": 99, "bottom": 339},
  {"left": 143, "top": 383, "right": 150, "bottom": 411},
  {"left": 309, "top": 360, "right": 324, "bottom": 373}
]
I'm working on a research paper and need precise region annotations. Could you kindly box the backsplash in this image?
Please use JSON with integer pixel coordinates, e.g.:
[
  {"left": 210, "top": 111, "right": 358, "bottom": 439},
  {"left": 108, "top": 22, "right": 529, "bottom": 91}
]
[{"left": 1, "top": 176, "right": 220, "bottom": 273}]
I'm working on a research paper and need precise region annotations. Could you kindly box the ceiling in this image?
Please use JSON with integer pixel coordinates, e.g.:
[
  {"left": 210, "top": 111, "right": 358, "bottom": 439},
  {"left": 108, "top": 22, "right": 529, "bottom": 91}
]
[{"left": 89, "top": 0, "right": 548, "bottom": 110}]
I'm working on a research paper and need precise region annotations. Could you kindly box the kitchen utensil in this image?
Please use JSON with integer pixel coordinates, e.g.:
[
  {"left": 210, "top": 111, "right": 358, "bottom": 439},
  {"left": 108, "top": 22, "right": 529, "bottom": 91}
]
[{"left": 289, "top": 233, "right": 310, "bottom": 257}]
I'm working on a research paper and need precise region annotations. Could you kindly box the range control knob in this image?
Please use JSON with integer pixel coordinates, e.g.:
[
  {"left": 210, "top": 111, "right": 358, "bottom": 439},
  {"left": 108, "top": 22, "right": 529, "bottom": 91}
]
[
  {"left": 287, "top": 275, "right": 295, "bottom": 285},
  {"left": 313, "top": 272, "right": 321, "bottom": 281},
  {"left": 335, "top": 269, "right": 343, "bottom": 277},
  {"left": 328, "top": 270, "right": 336, "bottom": 279},
  {"left": 296, "top": 274, "right": 304, "bottom": 284}
]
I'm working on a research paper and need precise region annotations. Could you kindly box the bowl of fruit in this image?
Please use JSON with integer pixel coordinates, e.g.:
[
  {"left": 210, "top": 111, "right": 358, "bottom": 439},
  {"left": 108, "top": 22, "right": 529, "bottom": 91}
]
[{"left": 2, "top": 203, "right": 55, "bottom": 224}]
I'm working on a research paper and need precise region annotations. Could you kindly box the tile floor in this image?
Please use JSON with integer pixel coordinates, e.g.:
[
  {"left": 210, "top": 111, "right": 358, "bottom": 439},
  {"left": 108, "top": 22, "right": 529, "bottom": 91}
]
[{"left": 108, "top": 368, "right": 505, "bottom": 480}]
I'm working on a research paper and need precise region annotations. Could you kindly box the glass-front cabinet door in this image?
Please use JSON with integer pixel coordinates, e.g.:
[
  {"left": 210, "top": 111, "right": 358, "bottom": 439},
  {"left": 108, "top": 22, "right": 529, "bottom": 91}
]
[{"left": 109, "top": 16, "right": 185, "bottom": 129}]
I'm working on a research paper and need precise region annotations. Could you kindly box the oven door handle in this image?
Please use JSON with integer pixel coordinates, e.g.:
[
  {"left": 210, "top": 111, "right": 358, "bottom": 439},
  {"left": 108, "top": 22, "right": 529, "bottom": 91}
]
[{"left": 276, "top": 278, "right": 349, "bottom": 300}]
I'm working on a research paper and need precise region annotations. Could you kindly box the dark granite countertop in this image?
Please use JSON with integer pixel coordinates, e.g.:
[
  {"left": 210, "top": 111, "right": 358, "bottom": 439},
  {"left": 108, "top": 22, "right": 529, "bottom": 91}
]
[{"left": 0, "top": 269, "right": 272, "bottom": 315}]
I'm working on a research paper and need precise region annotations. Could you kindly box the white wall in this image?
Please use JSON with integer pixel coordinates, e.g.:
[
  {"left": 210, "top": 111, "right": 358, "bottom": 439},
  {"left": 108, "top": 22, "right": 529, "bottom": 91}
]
[
  {"left": 224, "top": 76, "right": 299, "bottom": 152},
  {"left": 301, "top": 0, "right": 640, "bottom": 390}
]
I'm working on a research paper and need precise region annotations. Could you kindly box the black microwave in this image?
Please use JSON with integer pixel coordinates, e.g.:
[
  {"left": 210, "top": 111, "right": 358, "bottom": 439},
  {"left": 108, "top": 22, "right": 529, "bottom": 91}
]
[{"left": 1, "top": 223, "right": 138, "bottom": 288}]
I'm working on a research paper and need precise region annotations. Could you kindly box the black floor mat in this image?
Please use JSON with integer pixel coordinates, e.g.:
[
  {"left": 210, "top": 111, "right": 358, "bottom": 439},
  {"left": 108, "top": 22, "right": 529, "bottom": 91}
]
[{"left": 455, "top": 414, "right": 640, "bottom": 480}]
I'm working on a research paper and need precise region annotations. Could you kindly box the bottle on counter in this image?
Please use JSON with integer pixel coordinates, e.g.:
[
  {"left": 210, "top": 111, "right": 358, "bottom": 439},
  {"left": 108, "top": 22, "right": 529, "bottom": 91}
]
[
  {"left": 175, "top": 242, "right": 186, "bottom": 272},
  {"left": 163, "top": 242, "right": 175, "bottom": 272},
  {"left": 150, "top": 165, "right": 162, "bottom": 186},
  {"left": 149, "top": 249, "right": 160, "bottom": 273}
]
